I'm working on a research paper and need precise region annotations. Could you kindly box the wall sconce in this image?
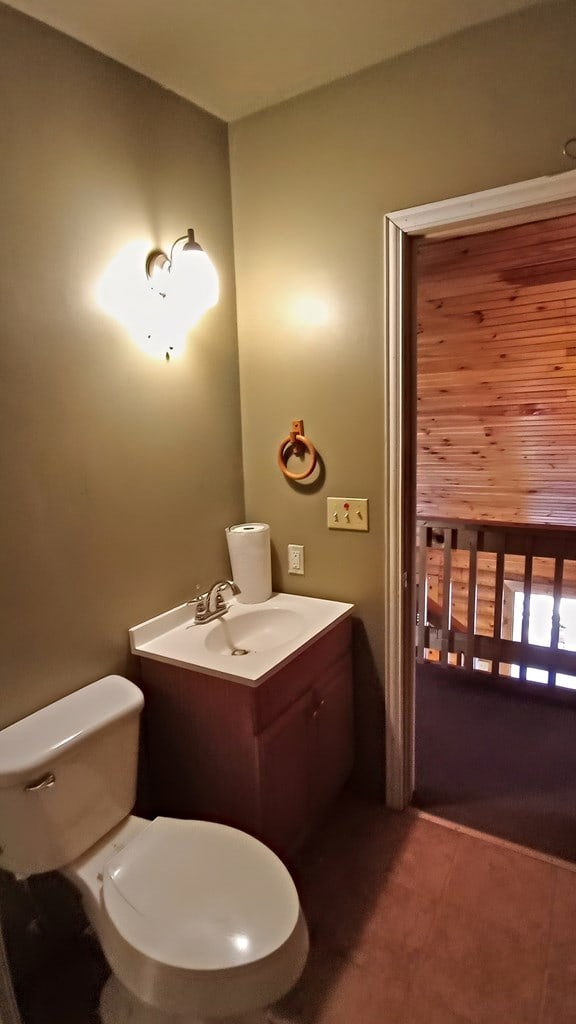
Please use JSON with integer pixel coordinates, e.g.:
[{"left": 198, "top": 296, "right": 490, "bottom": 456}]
[{"left": 145, "top": 228, "right": 219, "bottom": 357}]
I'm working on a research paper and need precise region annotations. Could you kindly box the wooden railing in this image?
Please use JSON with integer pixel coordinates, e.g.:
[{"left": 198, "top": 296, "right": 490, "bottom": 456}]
[{"left": 417, "top": 517, "right": 576, "bottom": 693}]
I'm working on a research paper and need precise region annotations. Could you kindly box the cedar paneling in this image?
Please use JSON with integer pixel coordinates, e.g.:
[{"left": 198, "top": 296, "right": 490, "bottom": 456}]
[{"left": 417, "top": 212, "right": 576, "bottom": 524}]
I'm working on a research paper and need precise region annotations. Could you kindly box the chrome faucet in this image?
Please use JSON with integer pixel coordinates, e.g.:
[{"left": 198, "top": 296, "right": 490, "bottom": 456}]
[{"left": 188, "top": 579, "right": 240, "bottom": 625}]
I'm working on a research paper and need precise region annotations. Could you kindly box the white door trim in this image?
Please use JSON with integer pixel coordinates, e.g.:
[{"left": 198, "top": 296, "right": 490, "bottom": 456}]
[{"left": 383, "top": 168, "right": 576, "bottom": 809}]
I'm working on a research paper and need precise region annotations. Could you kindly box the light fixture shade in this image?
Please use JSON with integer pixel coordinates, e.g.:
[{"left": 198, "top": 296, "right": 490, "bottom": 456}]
[
  {"left": 170, "top": 245, "right": 219, "bottom": 326},
  {"left": 143, "top": 229, "right": 219, "bottom": 357}
]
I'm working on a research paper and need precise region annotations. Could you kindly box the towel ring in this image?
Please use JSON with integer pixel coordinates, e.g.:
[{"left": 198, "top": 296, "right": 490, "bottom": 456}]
[{"left": 278, "top": 420, "right": 317, "bottom": 481}]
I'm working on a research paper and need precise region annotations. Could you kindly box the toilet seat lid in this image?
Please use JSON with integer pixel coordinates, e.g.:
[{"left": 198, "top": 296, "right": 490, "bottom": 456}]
[{"left": 102, "top": 817, "right": 301, "bottom": 971}]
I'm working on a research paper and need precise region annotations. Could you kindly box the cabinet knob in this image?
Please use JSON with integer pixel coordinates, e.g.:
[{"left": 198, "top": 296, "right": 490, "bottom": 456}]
[{"left": 312, "top": 698, "right": 326, "bottom": 719}]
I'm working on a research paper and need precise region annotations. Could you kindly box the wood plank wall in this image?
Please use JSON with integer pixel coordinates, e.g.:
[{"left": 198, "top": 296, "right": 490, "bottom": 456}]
[{"left": 417, "top": 212, "right": 576, "bottom": 524}]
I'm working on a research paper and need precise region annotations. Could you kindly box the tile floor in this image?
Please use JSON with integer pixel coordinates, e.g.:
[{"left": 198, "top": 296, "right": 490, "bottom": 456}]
[
  {"left": 15, "top": 792, "right": 576, "bottom": 1023},
  {"left": 271, "top": 793, "right": 576, "bottom": 1024}
]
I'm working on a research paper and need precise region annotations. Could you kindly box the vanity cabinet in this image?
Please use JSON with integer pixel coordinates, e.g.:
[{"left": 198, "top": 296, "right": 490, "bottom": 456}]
[{"left": 138, "top": 618, "right": 353, "bottom": 854}]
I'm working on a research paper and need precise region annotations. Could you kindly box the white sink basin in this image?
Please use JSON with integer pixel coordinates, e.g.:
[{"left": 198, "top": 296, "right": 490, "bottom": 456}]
[
  {"left": 203, "top": 608, "right": 304, "bottom": 655},
  {"left": 129, "top": 592, "right": 353, "bottom": 686}
]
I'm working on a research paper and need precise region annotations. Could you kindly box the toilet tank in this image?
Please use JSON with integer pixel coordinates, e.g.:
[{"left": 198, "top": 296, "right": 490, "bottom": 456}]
[{"left": 0, "top": 676, "right": 144, "bottom": 876}]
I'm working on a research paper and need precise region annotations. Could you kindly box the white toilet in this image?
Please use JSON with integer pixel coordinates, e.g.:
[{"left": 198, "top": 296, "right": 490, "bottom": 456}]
[{"left": 0, "top": 675, "right": 309, "bottom": 1023}]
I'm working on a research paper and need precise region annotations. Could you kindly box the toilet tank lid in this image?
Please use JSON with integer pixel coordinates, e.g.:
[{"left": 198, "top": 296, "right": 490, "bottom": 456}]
[{"left": 0, "top": 676, "right": 144, "bottom": 787}]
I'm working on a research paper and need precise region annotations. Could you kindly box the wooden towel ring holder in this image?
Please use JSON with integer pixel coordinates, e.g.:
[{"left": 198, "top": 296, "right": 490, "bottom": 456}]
[{"left": 278, "top": 419, "right": 317, "bottom": 481}]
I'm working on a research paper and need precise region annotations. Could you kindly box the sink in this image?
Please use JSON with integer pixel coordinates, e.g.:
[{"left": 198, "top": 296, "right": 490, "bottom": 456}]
[
  {"left": 129, "top": 592, "right": 353, "bottom": 686},
  {"left": 202, "top": 608, "right": 304, "bottom": 655}
]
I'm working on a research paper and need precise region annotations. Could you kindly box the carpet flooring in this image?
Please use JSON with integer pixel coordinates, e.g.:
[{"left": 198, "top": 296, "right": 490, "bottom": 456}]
[{"left": 414, "top": 663, "right": 576, "bottom": 862}]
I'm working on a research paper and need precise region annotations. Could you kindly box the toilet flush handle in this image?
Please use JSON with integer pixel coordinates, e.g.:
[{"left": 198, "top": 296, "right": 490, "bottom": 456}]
[{"left": 24, "top": 772, "right": 55, "bottom": 792}]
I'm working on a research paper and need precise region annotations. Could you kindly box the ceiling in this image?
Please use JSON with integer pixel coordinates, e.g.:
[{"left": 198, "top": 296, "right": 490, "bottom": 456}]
[{"left": 5, "top": 0, "right": 555, "bottom": 121}]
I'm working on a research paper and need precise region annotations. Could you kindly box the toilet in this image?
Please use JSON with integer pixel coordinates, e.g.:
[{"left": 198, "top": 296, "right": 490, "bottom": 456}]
[{"left": 0, "top": 675, "right": 309, "bottom": 1023}]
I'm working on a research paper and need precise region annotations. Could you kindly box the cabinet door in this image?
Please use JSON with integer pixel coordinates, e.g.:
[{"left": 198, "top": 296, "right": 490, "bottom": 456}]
[
  {"left": 311, "top": 653, "right": 354, "bottom": 814},
  {"left": 257, "top": 689, "right": 314, "bottom": 854}
]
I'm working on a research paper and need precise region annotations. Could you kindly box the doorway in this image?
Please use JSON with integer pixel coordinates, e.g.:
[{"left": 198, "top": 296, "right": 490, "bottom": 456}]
[{"left": 382, "top": 168, "right": 576, "bottom": 812}]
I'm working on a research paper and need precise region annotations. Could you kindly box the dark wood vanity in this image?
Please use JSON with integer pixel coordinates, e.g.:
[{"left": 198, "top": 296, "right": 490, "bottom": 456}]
[{"left": 138, "top": 617, "right": 354, "bottom": 855}]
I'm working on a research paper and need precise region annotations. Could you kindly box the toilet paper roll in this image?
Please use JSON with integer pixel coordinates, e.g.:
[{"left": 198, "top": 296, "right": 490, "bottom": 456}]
[{"left": 226, "top": 523, "right": 272, "bottom": 604}]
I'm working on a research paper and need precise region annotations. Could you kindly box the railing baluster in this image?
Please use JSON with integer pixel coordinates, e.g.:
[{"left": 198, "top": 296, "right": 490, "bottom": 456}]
[
  {"left": 492, "top": 547, "right": 505, "bottom": 678},
  {"left": 464, "top": 530, "right": 478, "bottom": 671},
  {"left": 549, "top": 553, "right": 564, "bottom": 688},
  {"left": 416, "top": 517, "right": 576, "bottom": 697},
  {"left": 440, "top": 529, "right": 453, "bottom": 666},
  {"left": 519, "top": 544, "right": 533, "bottom": 683},
  {"left": 416, "top": 524, "right": 429, "bottom": 663}
]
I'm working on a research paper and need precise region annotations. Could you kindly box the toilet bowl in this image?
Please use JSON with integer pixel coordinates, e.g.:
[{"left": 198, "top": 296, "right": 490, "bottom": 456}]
[
  {"left": 0, "top": 676, "right": 308, "bottom": 1023},
  {"left": 67, "top": 813, "right": 308, "bottom": 1021}
]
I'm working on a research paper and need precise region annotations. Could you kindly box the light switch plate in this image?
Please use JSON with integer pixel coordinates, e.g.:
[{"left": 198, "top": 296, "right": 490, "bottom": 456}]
[{"left": 327, "top": 497, "right": 369, "bottom": 531}]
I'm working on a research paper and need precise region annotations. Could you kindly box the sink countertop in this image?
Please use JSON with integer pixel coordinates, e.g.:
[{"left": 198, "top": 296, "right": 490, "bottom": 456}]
[{"left": 129, "top": 592, "right": 354, "bottom": 686}]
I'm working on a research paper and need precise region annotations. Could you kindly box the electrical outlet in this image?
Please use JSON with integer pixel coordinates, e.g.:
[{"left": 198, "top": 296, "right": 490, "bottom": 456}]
[
  {"left": 327, "top": 497, "right": 369, "bottom": 531},
  {"left": 288, "top": 543, "right": 305, "bottom": 574}
]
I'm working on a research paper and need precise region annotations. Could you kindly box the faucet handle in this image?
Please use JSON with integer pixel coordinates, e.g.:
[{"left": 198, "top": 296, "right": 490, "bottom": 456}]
[
  {"left": 187, "top": 593, "right": 208, "bottom": 622},
  {"left": 213, "top": 580, "right": 236, "bottom": 609},
  {"left": 218, "top": 581, "right": 240, "bottom": 605},
  {"left": 216, "top": 580, "right": 239, "bottom": 594}
]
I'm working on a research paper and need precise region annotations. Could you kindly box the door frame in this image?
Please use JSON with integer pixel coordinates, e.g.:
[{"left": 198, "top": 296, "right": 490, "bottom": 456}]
[{"left": 382, "top": 167, "right": 576, "bottom": 808}]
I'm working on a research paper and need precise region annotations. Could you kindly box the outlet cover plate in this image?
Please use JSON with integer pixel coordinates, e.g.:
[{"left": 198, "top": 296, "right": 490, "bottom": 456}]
[
  {"left": 327, "top": 497, "right": 369, "bottom": 531},
  {"left": 288, "top": 543, "right": 305, "bottom": 574}
]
